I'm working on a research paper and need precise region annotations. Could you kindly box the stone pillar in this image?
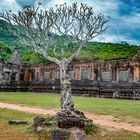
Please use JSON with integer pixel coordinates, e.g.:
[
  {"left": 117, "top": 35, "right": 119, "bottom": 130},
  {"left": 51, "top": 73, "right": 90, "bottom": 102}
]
[
  {"left": 24, "top": 69, "right": 29, "bottom": 81},
  {"left": 133, "top": 67, "right": 139, "bottom": 82},
  {"left": 51, "top": 68, "right": 56, "bottom": 80},
  {"left": 16, "top": 71, "right": 20, "bottom": 81},
  {"left": 75, "top": 66, "right": 80, "bottom": 80},
  {"left": 112, "top": 66, "right": 117, "bottom": 82}
]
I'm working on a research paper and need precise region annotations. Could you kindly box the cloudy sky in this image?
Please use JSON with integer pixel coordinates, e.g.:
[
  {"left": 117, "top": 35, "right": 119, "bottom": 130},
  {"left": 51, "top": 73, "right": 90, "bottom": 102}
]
[{"left": 0, "top": 0, "right": 140, "bottom": 45}]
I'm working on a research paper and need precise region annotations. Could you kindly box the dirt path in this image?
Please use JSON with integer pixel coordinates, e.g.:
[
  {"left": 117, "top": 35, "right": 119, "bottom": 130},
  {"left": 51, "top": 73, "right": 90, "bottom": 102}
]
[{"left": 0, "top": 102, "right": 140, "bottom": 133}]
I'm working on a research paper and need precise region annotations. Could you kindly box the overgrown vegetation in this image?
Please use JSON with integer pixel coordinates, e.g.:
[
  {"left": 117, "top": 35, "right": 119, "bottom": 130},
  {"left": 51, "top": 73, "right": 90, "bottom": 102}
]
[
  {"left": 0, "top": 20, "right": 18, "bottom": 47},
  {"left": 0, "top": 41, "right": 138, "bottom": 64},
  {"left": 0, "top": 42, "right": 11, "bottom": 61},
  {"left": 0, "top": 19, "right": 139, "bottom": 63}
]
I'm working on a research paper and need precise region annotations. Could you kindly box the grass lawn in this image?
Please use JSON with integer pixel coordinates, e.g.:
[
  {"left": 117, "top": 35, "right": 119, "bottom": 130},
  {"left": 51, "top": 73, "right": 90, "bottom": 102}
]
[
  {"left": 0, "top": 108, "right": 38, "bottom": 140},
  {"left": 0, "top": 108, "right": 140, "bottom": 140},
  {"left": 0, "top": 92, "right": 140, "bottom": 124}
]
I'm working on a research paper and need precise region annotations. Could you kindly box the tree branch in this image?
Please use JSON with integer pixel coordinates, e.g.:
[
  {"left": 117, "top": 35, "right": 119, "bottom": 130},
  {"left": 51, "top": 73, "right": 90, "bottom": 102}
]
[{"left": 0, "top": 3, "right": 109, "bottom": 65}]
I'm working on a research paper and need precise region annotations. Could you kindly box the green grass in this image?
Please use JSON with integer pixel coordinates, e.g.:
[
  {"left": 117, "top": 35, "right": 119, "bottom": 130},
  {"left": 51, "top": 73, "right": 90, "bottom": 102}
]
[
  {"left": 0, "top": 108, "right": 38, "bottom": 140},
  {"left": 0, "top": 108, "right": 140, "bottom": 140},
  {"left": 0, "top": 92, "right": 59, "bottom": 109},
  {"left": 0, "top": 92, "right": 140, "bottom": 125},
  {"left": 87, "top": 130, "right": 140, "bottom": 140}
]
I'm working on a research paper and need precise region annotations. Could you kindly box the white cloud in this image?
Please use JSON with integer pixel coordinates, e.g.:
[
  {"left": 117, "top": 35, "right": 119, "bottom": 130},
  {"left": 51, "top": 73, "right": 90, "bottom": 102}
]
[
  {"left": 93, "top": 33, "right": 139, "bottom": 45},
  {"left": 1, "top": 0, "right": 20, "bottom": 11},
  {"left": 121, "top": 13, "right": 140, "bottom": 26},
  {"left": 4, "top": 0, "right": 15, "bottom": 5}
]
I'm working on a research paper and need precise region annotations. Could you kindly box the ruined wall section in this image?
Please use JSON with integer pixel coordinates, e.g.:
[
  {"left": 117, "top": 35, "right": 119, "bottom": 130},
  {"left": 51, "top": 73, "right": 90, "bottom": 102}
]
[
  {"left": 1, "top": 57, "right": 140, "bottom": 99},
  {"left": 31, "top": 58, "right": 140, "bottom": 83}
]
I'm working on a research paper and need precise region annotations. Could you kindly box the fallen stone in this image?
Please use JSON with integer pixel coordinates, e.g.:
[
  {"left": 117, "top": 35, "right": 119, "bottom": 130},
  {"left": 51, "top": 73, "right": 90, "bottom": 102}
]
[
  {"left": 72, "top": 130, "right": 86, "bottom": 140},
  {"left": 36, "top": 126, "right": 43, "bottom": 132},
  {"left": 33, "top": 116, "right": 46, "bottom": 125},
  {"left": 43, "top": 120, "right": 57, "bottom": 126},
  {"left": 33, "top": 116, "right": 46, "bottom": 132},
  {"left": 58, "top": 116, "right": 85, "bottom": 128},
  {"left": 8, "top": 120, "right": 28, "bottom": 125},
  {"left": 84, "top": 119, "right": 93, "bottom": 126},
  {"left": 51, "top": 129, "right": 71, "bottom": 140}
]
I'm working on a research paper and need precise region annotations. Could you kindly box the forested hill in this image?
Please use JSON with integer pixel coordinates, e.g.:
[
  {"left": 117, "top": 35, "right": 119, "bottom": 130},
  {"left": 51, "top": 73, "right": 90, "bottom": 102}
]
[{"left": 0, "top": 19, "right": 139, "bottom": 64}]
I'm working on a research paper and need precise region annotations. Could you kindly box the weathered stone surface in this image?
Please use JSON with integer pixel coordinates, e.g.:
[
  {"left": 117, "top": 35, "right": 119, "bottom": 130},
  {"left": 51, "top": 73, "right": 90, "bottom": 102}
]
[
  {"left": 57, "top": 109, "right": 86, "bottom": 118},
  {"left": 69, "top": 70, "right": 75, "bottom": 79},
  {"left": 36, "top": 126, "right": 43, "bottom": 132},
  {"left": 51, "top": 129, "right": 70, "bottom": 140},
  {"left": 34, "top": 116, "right": 46, "bottom": 125},
  {"left": 81, "top": 68, "right": 90, "bottom": 80},
  {"left": 101, "top": 71, "right": 112, "bottom": 81},
  {"left": 33, "top": 116, "right": 46, "bottom": 132},
  {"left": 118, "top": 69, "right": 129, "bottom": 82},
  {"left": 72, "top": 130, "right": 86, "bottom": 140},
  {"left": 43, "top": 120, "right": 57, "bottom": 126},
  {"left": 1, "top": 52, "right": 140, "bottom": 100},
  {"left": 58, "top": 116, "right": 85, "bottom": 128},
  {"left": 7, "top": 47, "right": 21, "bottom": 65},
  {"left": 44, "top": 71, "right": 50, "bottom": 80},
  {"left": 84, "top": 119, "right": 93, "bottom": 126},
  {"left": 33, "top": 116, "right": 57, "bottom": 132},
  {"left": 8, "top": 120, "right": 28, "bottom": 125},
  {"left": 74, "top": 110, "right": 86, "bottom": 118}
]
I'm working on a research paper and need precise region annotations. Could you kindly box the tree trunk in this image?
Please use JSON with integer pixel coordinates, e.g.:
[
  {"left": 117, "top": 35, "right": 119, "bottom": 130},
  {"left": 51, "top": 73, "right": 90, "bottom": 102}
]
[
  {"left": 58, "top": 60, "right": 90, "bottom": 128},
  {"left": 59, "top": 59, "right": 74, "bottom": 115}
]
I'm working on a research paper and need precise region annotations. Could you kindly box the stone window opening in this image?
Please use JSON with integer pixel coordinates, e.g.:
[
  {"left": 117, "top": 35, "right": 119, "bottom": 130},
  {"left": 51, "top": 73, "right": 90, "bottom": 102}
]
[
  {"left": 101, "top": 70, "right": 112, "bottom": 81},
  {"left": 35, "top": 71, "right": 39, "bottom": 81},
  {"left": 69, "top": 70, "right": 75, "bottom": 80},
  {"left": 44, "top": 71, "right": 50, "bottom": 80},
  {"left": 118, "top": 69, "right": 130, "bottom": 82},
  {"left": 11, "top": 72, "right": 17, "bottom": 81},
  {"left": 56, "top": 71, "right": 60, "bottom": 80},
  {"left": 81, "top": 68, "right": 90, "bottom": 80},
  {"left": 20, "top": 69, "right": 25, "bottom": 81},
  {"left": 4, "top": 71, "right": 11, "bottom": 81}
]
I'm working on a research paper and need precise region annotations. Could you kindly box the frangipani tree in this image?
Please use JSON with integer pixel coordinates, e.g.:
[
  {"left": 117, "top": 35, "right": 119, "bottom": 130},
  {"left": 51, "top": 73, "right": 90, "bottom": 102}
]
[{"left": 0, "top": 3, "right": 109, "bottom": 117}]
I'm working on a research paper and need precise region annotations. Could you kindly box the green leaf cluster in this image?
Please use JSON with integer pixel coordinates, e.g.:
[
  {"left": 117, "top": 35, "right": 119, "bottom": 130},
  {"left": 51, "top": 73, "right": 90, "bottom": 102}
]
[{"left": 0, "top": 42, "right": 12, "bottom": 61}]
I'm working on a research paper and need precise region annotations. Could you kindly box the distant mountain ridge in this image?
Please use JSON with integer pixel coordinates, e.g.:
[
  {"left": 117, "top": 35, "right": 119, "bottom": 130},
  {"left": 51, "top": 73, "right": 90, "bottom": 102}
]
[{"left": 0, "top": 19, "right": 139, "bottom": 64}]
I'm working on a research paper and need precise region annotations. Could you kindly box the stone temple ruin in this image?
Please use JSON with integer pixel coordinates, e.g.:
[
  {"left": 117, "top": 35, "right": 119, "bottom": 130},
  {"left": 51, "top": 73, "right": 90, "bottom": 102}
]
[{"left": 0, "top": 47, "right": 140, "bottom": 99}]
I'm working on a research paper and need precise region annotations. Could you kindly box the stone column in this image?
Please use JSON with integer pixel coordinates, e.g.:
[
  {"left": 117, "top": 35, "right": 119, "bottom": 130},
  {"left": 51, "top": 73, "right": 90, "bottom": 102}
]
[{"left": 133, "top": 66, "right": 139, "bottom": 82}]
